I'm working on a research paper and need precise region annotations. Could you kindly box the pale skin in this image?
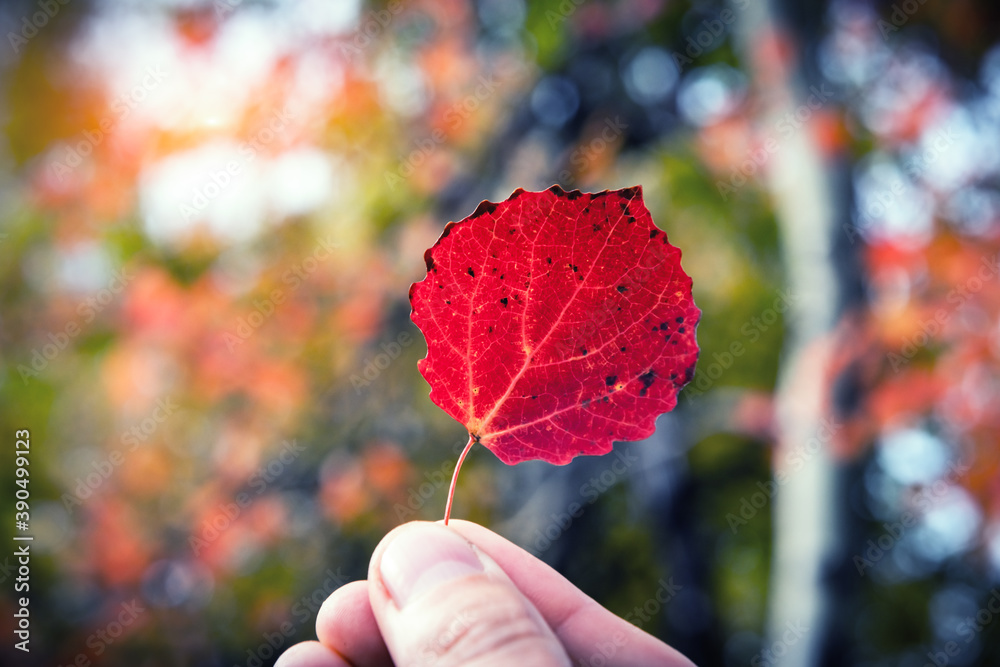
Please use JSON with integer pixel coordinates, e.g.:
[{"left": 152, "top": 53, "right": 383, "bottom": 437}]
[{"left": 276, "top": 520, "right": 696, "bottom": 667}]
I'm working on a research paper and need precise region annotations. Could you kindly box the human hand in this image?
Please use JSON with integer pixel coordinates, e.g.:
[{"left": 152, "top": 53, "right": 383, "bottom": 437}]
[{"left": 276, "top": 520, "right": 695, "bottom": 667}]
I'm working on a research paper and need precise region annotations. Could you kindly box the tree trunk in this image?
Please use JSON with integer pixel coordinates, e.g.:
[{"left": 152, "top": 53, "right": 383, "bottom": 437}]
[{"left": 733, "top": 1, "right": 854, "bottom": 664}]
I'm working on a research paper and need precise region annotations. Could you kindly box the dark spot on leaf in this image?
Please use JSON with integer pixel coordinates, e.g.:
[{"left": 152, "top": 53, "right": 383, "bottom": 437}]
[
  {"left": 649, "top": 229, "right": 660, "bottom": 239},
  {"left": 627, "top": 215, "right": 636, "bottom": 223},
  {"left": 670, "top": 372, "right": 677, "bottom": 380},
  {"left": 470, "top": 200, "right": 498, "bottom": 219},
  {"left": 619, "top": 186, "right": 639, "bottom": 199},
  {"left": 659, "top": 322, "right": 669, "bottom": 330},
  {"left": 638, "top": 370, "right": 656, "bottom": 397},
  {"left": 500, "top": 297, "right": 508, "bottom": 307},
  {"left": 565, "top": 189, "right": 583, "bottom": 200},
  {"left": 548, "top": 184, "right": 566, "bottom": 196},
  {"left": 651, "top": 326, "right": 658, "bottom": 332},
  {"left": 619, "top": 202, "right": 629, "bottom": 213},
  {"left": 684, "top": 365, "right": 695, "bottom": 382},
  {"left": 547, "top": 257, "right": 553, "bottom": 264},
  {"left": 580, "top": 348, "right": 588, "bottom": 356},
  {"left": 602, "top": 396, "right": 610, "bottom": 403},
  {"left": 488, "top": 325, "right": 493, "bottom": 332},
  {"left": 530, "top": 395, "right": 537, "bottom": 399},
  {"left": 508, "top": 188, "right": 527, "bottom": 201},
  {"left": 439, "top": 284, "right": 444, "bottom": 289},
  {"left": 492, "top": 267, "right": 498, "bottom": 274},
  {"left": 500, "top": 274, "right": 505, "bottom": 280},
  {"left": 509, "top": 227, "right": 517, "bottom": 235},
  {"left": 445, "top": 300, "right": 451, "bottom": 304},
  {"left": 664, "top": 335, "right": 672, "bottom": 342},
  {"left": 676, "top": 316, "right": 684, "bottom": 324},
  {"left": 679, "top": 326, "right": 686, "bottom": 334},
  {"left": 606, "top": 375, "right": 617, "bottom": 386},
  {"left": 468, "top": 267, "right": 475, "bottom": 277},
  {"left": 620, "top": 346, "right": 626, "bottom": 352},
  {"left": 617, "top": 285, "right": 627, "bottom": 293},
  {"left": 426, "top": 255, "right": 436, "bottom": 271},
  {"left": 572, "top": 265, "right": 578, "bottom": 272},
  {"left": 593, "top": 224, "right": 601, "bottom": 231},
  {"left": 581, "top": 398, "right": 591, "bottom": 408}
]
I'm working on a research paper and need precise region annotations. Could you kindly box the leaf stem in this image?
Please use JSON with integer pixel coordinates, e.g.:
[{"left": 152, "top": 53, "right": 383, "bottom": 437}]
[{"left": 443, "top": 435, "right": 475, "bottom": 526}]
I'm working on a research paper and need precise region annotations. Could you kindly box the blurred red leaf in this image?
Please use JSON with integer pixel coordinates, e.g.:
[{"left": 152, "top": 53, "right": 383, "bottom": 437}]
[{"left": 410, "top": 185, "right": 700, "bottom": 467}]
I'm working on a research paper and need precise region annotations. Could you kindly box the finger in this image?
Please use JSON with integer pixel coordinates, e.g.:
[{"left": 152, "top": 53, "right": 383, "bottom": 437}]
[
  {"left": 315, "top": 580, "right": 393, "bottom": 666},
  {"left": 275, "top": 640, "right": 351, "bottom": 667},
  {"left": 368, "top": 521, "right": 570, "bottom": 666},
  {"left": 446, "top": 519, "right": 695, "bottom": 667}
]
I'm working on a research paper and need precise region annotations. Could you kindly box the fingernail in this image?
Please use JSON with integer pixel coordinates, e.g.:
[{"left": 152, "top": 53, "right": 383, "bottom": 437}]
[{"left": 379, "top": 525, "right": 484, "bottom": 607}]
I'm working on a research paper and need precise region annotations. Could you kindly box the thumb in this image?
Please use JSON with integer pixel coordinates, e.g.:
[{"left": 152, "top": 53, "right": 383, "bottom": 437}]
[{"left": 368, "top": 522, "right": 570, "bottom": 667}]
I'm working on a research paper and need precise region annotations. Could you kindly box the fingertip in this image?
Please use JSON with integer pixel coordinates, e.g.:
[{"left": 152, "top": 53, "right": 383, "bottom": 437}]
[
  {"left": 366, "top": 522, "right": 568, "bottom": 665},
  {"left": 374, "top": 522, "right": 484, "bottom": 608},
  {"left": 274, "top": 641, "right": 350, "bottom": 667},
  {"left": 316, "top": 580, "right": 392, "bottom": 666},
  {"left": 367, "top": 521, "right": 437, "bottom": 582}
]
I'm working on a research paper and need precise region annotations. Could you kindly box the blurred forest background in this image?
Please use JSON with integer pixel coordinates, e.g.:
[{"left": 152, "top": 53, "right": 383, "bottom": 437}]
[{"left": 2, "top": 0, "right": 1000, "bottom": 665}]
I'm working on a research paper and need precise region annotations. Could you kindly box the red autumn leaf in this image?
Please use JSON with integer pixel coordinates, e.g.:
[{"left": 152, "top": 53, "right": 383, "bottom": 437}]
[
  {"left": 410, "top": 185, "right": 699, "bottom": 521},
  {"left": 412, "top": 183, "right": 699, "bottom": 455}
]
